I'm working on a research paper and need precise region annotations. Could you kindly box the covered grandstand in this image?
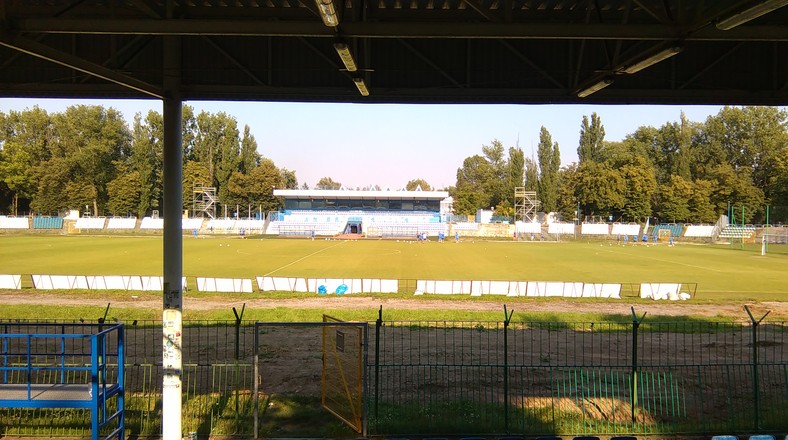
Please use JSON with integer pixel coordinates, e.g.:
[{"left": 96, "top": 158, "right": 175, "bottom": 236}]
[{"left": 270, "top": 188, "right": 451, "bottom": 238}]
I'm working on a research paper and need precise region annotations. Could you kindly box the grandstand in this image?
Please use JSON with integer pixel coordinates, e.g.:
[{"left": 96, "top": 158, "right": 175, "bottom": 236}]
[
  {"left": 270, "top": 188, "right": 451, "bottom": 238},
  {"left": 651, "top": 223, "right": 684, "bottom": 238},
  {"left": 33, "top": 216, "right": 64, "bottom": 229}
]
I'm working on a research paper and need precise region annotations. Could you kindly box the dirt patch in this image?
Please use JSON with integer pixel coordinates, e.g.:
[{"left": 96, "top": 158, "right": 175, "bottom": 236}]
[{"left": 0, "top": 290, "right": 784, "bottom": 319}]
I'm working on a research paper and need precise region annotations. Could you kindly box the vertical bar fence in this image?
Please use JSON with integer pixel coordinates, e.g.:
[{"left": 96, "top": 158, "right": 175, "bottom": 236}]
[{"left": 1, "top": 313, "right": 786, "bottom": 438}]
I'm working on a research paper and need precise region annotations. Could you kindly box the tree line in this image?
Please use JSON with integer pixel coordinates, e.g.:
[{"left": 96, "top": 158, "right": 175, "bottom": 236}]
[
  {"left": 1, "top": 105, "right": 786, "bottom": 224},
  {"left": 451, "top": 107, "right": 787, "bottom": 224},
  {"left": 0, "top": 105, "right": 297, "bottom": 218}
]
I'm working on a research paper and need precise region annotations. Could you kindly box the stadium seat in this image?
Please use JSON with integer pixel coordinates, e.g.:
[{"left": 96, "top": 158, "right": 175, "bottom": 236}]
[
  {"left": 711, "top": 436, "right": 738, "bottom": 440},
  {"left": 536, "top": 436, "right": 562, "bottom": 440},
  {"left": 747, "top": 436, "right": 774, "bottom": 440},
  {"left": 572, "top": 436, "right": 600, "bottom": 440},
  {"left": 497, "top": 437, "right": 524, "bottom": 440},
  {"left": 610, "top": 436, "right": 637, "bottom": 440}
]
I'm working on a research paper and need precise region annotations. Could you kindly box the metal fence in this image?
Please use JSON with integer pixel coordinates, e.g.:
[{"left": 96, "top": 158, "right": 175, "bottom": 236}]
[
  {"left": 370, "top": 314, "right": 788, "bottom": 436},
  {"left": 1, "top": 312, "right": 786, "bottom": 438}
]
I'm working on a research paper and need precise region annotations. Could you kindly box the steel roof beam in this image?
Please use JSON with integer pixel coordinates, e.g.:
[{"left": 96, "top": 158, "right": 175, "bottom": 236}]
[
  {"left": 0, "top": 34, "right": 164, "bottom": 99},
  {"left": 10, "top": 18, "right": 788, "bottom": 41}
]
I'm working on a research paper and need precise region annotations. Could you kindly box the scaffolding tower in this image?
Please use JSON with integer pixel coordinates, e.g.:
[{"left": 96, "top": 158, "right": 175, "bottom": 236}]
[
  {"left": 192, "top": 183, "right": 217, "bottom": 219},
  {"left": 515, "top": 187, "right": 541, "bottom": 223}
]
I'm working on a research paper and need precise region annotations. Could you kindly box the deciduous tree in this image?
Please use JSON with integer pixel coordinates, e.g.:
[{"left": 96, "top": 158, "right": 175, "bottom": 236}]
[
  {"left": 49, "top": 105, "right": 131, "bottom": 214},
  {"left": 405, "top": 178, "right": 432, "bottom": 191},
  {"left": 316, "top": 176, "right": 342, "bottom": 190},
  {"left": 575, "top": 161, "right": 625, "bottom": 219},
  {"left": 227, "top": 158, "right": 284, "bottom": 213},
  {"left": 454, "top": 155, "right": 493, "bottom": 215},
  {"left": 107, "top": 162, "right": 142, "bottom": 216},
  {"left": 0, "top": 107, "right": 52, "bottom": 214}
]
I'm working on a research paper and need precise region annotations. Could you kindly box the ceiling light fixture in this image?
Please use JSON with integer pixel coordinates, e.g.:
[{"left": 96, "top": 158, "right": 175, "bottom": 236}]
[
  {"left": 353, "top": 78, "right": 370, "bottom": 96},
  {"left": 621, "top": 46, "right": 683, "bottom": 74},
  {"left": 315, "top": 0, "right": 339, "bottom": 27},
  {"left": 576, "top": 78, "right": 613, "bottom": 98},
  {"left": 715, "top": 0, "right": 788, "bottom": 30},
  {"left": 334, "top": 43, "right": 357, "bottom": 72}
]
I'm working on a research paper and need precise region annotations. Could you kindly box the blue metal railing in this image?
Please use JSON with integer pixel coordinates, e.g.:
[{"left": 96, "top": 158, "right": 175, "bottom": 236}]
[{"left": 0, "top": 323, "right": 125, "bottom": 440}]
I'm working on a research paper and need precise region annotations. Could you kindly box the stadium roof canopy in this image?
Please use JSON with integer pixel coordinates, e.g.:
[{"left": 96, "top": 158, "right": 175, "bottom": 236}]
[
  {"left": 1, "top": 0, "right": 786, "bottom": 105},
  {"left": 274, "top": 189, "right": 450, "bottom": 200}
]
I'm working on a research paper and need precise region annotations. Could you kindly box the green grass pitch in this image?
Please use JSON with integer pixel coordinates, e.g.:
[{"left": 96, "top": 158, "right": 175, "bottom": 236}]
[{"left": 0, "top": 234, "right": 785, "bottom": 302}]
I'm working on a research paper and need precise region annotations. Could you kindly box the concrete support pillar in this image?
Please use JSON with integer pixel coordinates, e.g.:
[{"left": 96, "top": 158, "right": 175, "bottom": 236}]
[{"left": 162, "top": 34, "right": 183, "bottom": 440}]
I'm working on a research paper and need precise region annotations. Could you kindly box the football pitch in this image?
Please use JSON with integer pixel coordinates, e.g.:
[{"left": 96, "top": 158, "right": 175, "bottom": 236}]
[{"left": 0, "top": 234, "right": 785, "bottom": 301}]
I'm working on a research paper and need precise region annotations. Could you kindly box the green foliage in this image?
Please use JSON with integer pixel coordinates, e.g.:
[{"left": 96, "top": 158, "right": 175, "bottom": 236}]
[
  {"left": 524, "top": 157, "right": 538, "bottom": 192},
  {"left": 618, "top": 156, "right": 656, "bottom": 221},
  {"left": 455, "top": 140, "right": 529, "bottom": 216},
  {"left": 576, "top": 161, "right": 625, "bottom": 218},
  {"left": 537, "top": 126, "right": 560, "bottom": 212},
  {"left": 507, "top": 146, "right": 525, "bottom": 194},
  {"left": 280, "top": 168, "right": 299, "bottom": 189},
  {"left": 708, "top": 163, "right": 765, "bottom": 222},
  {"left": 130, "top": 111, "right": 163, "bottom": 217},
  {"left": 106, "top": 163, "right": 142, "bottom": 216},
  {"left": 556, "top": 163, "right": 579, "bottom": 221},
  {"left": 688, "top": 178, "right": 717, "bottom": 222},
  {"left": 482, "top": 140, "right": 507, "bottom": 209},
  {"left": 454, "top": 154, "right": 493, "bottom": 215},
  {"left": 238, "top": 124, "right": 261, "bottom": 173},
  {"left": 227, "top": 158, "right": 283, "bottom": 212},
  {"left": 316, "top": 176, "right": 342, "bottom": 190},
  {"left": 30, "top": 157, "right": 71, "bottom": 214},
  {"left": 53, "top": 105, "right": 131, "bottom": 214},
  {"left": 0, "top": 107, "right": 52, "bottom": 214},
  {"left": 657, "top": 175, "right": 692, "bottom": 222},
  {"left": 577, "top": 112, "right": 606, "bottom": 163},
  {"left": 405, "top": 178, "right": 432, "bottom": 191}
]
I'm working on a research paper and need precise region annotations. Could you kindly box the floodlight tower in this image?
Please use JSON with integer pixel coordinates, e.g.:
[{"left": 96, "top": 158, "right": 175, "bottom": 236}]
[{"left": 515, "top": 187, "right": 541, "bottom": 223}]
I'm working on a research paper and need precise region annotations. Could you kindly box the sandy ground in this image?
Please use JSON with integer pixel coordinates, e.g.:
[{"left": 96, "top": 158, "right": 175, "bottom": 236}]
[{"left": 0, "top": 290, "right": 784, "bottom": 319}]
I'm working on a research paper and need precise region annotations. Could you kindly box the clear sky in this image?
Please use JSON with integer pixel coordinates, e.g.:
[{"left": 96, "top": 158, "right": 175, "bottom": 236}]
[{"left": 1, "top": 98, "right": 731, "bottom": 189}]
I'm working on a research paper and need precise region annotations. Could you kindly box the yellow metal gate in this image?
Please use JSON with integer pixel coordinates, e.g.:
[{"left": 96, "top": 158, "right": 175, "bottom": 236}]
[{"left": 322, "top": 315, "right": 365, "bottom": 433}]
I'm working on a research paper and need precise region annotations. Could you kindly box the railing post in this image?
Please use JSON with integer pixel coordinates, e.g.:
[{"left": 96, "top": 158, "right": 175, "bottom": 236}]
[
  {"left": 253, "top": 322, "right": 259, "bottom": 440},
  {"left": 631, "top": 307, "right": 646, "bottom": 425},
  {"left": 744, "top": 305, "right": 770, "bottom": 431},
  {"left": 503, "top": 304, "right": 514, "bottom": 433},
  {"left": 374, "top": 305, "right": 382, "bottom": 432},
  {"left": 232, "top": 304, "right": 245, "bottom": 418}
]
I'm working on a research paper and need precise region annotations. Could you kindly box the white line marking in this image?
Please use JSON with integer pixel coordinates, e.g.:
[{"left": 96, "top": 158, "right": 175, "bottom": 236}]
[{"left": 263, "top": 242, "right": 345, "bottom": 276}]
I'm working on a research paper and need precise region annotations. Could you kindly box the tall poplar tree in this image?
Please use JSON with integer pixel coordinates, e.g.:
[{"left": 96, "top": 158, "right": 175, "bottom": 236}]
[
  {"left": 129, "top": 111, "right": 163, "bottom": 217},
  {"left": 239, "top": 124, "right": 261, "bottom": 173},
  {"left": 537, "top": 126, "right": 560, "bottom": 212},
  {"left": 577, "top": 112, "right": 606, "bottom": 163}
]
